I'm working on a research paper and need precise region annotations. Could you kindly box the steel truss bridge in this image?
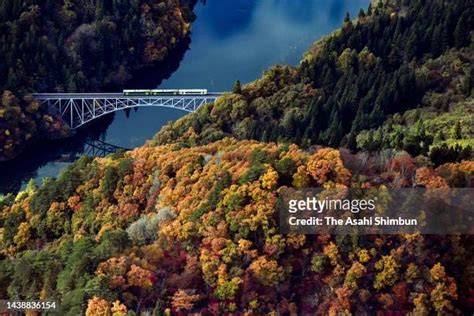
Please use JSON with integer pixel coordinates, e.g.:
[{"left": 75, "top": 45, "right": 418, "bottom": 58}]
[{"left": 32, "top": 92, "right": 223, "bottom": 129}]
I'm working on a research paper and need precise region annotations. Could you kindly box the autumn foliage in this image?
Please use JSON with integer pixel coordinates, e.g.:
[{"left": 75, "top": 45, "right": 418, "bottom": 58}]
[{"left": 0, "top": 138, "right": 472, "bottom": 314}]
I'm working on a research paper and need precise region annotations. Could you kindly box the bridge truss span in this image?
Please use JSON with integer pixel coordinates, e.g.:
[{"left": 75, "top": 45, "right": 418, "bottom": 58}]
[{"left": 33, "top": 93, "right": 222, "bottom": 129}]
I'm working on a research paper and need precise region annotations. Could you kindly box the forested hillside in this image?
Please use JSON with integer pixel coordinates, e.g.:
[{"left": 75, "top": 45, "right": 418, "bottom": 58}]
[
  {"left": 0, "top": 0, "right": 197, "bottom": 160},
  {"left": 154, "top": 0, "right": 473, "bottom": 164},
  {"left": 0, "top": 139, "right": 473, "bottom": 314},
  {"left": 0, "top": 0, "right": 473, "bottom": 314}
]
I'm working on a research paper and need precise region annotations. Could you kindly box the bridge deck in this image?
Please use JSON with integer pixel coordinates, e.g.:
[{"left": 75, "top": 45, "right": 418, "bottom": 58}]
[{"left": 32, "top": 92, "right": 224, "bottom": 99}]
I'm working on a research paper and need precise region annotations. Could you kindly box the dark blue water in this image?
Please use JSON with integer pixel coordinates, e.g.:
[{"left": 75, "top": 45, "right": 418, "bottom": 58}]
[
  {"left": 161, "top": 0, "right": 369, "bottom": 90},
  {"left": 0, "top": 0, "right": 369, "bottom": 194},
  {"left": 108, "top": 0, "right": 369, "bottom": 146}
]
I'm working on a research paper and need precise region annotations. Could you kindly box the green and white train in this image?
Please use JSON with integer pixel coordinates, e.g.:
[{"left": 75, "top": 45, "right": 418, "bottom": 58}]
[{"left": 123, "top": 89, "right": 208, "bottom": 96}]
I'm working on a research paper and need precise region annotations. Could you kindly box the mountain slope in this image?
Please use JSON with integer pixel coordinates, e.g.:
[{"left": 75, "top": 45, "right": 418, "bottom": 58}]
[
  {"left": 153, "top": 0, "right": 473, "bottom": 159},
  {"left": 0, "top": 139, "right": 473, "bottom": 314},
  {"left": 0, "top": 0, "right": 473, "bottom": 314}
]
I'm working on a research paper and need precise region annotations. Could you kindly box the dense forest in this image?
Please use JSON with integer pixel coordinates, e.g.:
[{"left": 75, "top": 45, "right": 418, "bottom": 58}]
[
  {"left": 0, "top": 0, "right": 197, "bottom": 160},
  {"left": 0, "top": 0, "right": 473, "bottom": 314},
  {"left": 0, "top": 140, "right": 472, "bottom": 314}
]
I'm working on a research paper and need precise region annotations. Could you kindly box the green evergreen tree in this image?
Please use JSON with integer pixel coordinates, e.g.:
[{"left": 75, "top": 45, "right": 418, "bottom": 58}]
[
  {"left": 233, "top": 80, "right": 242, "bottom": 94},
  {"left": 434, "top": 130, "right": 445, "bottom": 143},
  {"left": 344, "top": 12, "right": 351, "bottom": 23},
  {"left": 451, "top": 121, "right": 462, "bottom": 140}
]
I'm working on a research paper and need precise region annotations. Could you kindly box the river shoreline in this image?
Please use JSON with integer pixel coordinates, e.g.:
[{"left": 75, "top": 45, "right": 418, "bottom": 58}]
[{"left": 0, "top": 0, "right": 370, "bottom": 194}]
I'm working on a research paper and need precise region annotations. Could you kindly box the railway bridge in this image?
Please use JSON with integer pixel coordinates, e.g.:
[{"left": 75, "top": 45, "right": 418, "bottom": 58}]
[{"left": 32, "top": 91, "right": 223, "bottom": 129}]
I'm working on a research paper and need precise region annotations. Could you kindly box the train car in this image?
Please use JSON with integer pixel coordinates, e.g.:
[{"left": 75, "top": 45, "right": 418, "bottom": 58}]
[
  {"left": 123, "top": 89, "right": 151, "bottom": 96},
  {"left": 178, "top": 89, "right": 208, "bottom": 95},
  {"left": 123, "top": 89, "right": 207, "bottom": 96},
  {"left": 123, "top": 89, "right": 179, "bottom": 96}
]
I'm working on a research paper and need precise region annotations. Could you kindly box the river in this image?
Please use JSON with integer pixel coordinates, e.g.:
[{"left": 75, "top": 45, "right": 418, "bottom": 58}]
[{"left": 0, "top": 0, "right": 369, "bottom": 194}]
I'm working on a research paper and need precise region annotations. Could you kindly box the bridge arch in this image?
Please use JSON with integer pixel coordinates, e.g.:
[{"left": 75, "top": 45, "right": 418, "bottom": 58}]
[{"left": 33, "top": 93, "right": 222, "bottom": 129}]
